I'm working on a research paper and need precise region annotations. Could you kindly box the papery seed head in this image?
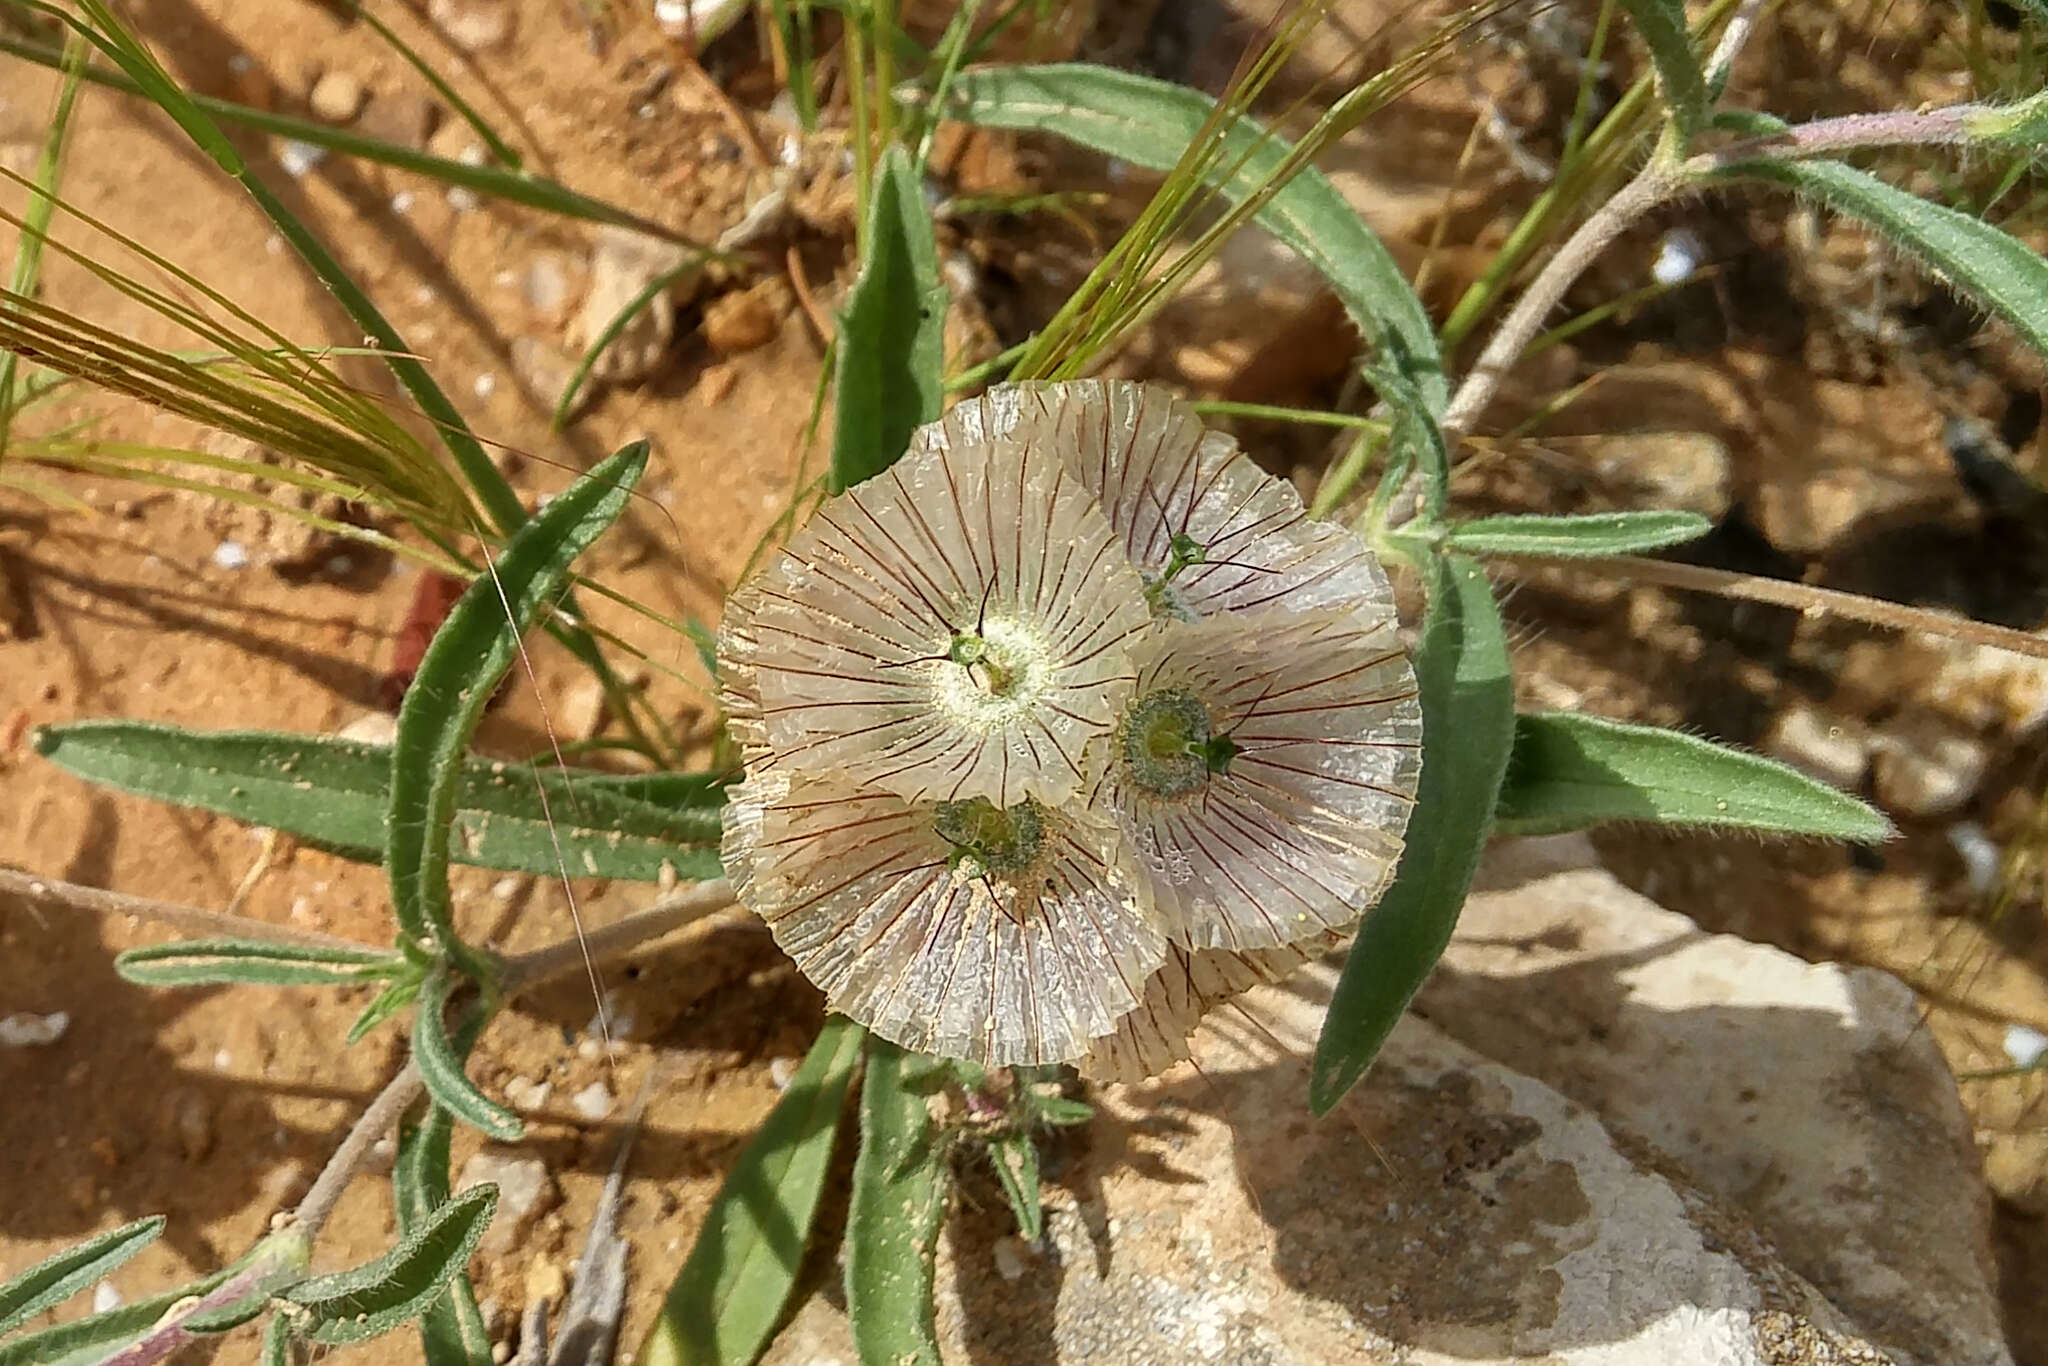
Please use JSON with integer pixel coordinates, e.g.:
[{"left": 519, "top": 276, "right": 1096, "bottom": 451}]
[
  {"left": 1095, "top": 608, "right": 1423, "bottom": 951},
  {"left": 930, "top": 381, "right": 1397, "bottom": 626},
  {"left": 719, "top": 430, "right": 1152, "bottom": 808},
  {"left": 722, "top": 770, "right": 1167, "bottom": 1066}
]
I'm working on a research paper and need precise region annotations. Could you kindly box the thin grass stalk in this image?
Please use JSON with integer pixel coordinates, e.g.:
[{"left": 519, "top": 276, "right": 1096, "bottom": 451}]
[
  {"left": 344, "top": 0, "right": 523, "bottom": 170},
  {"left": 0, "top": 30, "right": 83, "bottom": 464}
]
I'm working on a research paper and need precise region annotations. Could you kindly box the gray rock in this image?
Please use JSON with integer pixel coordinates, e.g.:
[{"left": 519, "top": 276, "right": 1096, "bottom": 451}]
[
  {"left": 1422, "top": 839, "right": 2009, "bottom": 1366},
  {"left": 1763, "top": 704, "right": 1871, "bottom": 790},
  {"left": 1588, "top": 429, "right": 1735, "bottom": 521},
  {"left": 1871, "top": 714, "right": 1991, "bottom": 819},
  {"left": 763, "top": 967, "right": 1891, "bottom": 1366},
  {"left": 457, "top": 1146, "right": 560, "bottom": 1256}
]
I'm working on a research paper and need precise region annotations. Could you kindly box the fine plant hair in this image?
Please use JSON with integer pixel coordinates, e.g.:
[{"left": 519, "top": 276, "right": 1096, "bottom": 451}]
[{"left": 4, "top": 1, "right": 2048, "bottom": 1363}]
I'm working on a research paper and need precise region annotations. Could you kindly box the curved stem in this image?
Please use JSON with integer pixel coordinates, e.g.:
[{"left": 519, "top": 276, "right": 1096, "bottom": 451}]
[{"left": 501, "top": 877, "right": 739, "bottom": 992}]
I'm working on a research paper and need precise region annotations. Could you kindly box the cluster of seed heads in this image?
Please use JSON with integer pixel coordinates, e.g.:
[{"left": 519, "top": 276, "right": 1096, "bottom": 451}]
[{"left": 719, "top": 381, "right": 1422, "bottom": 1079}]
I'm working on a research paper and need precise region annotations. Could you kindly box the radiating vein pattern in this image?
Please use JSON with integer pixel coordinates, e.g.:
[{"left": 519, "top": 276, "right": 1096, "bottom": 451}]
[{"left": 1078, "top": 937, "right": 1338, "bottom": 1083}]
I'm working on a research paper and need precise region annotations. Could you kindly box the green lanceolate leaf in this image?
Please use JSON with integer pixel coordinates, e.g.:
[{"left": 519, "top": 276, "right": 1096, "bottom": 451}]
[
  {"left": 1713, "top": 157, "right": 2048, "bottom": 362},
  {"left": 284, "top": 1184, "right": 498, "bottom": 1346},
  {"left": 846, "top": 1042, "right": 949, "bottom": 1366},
  {"left": 0, "top": 1272, "right": 231, "bottom": 1366},
  {"left": 831, "top": 145, "right": 946, "bottom": 492},
  {"left": 1495, "top": 712, "right": 1894, "bottom": 841},
  {"left": 412, "top": 969, "right": 522, "bottom": 1141},
  {"left": 1618, "top": 0, "right": 1707, "bottom": 142},
  {"left": 387, "top": 443, "right": 649, "bottom": 958},
  {"left": 115, "top": 939, "right": 406, "bottom": 990},
  {"left": 940, "top": 64, "right": 1445, "bottom": 415},
  {"left": 34, "top": 722, "right": 726, "bottom": 884},
  {"left": 1311, "top": 553, "right": 1514, "bottom": 1114},
  {"left": 0, "top": 1217, "right": 163, "bottom": 1337},
  {"left": 349, "top": 976, "right": 425, "bottom": 1045},
  {"left": 1446, "top": 510, "right": 1712, "bottom": 558},
  {"left": 637, "top": 1017, "right": 867, "bottom": 1366},
  {"left": 260, "top": 1312, "right": 295, "bottom": 1366},
  {"left": 986, "top": 1132, "right": 1043, "bottom": 1242},
  {"left": 396, "top": 1107, "right": 495, "bottom": 1366}
]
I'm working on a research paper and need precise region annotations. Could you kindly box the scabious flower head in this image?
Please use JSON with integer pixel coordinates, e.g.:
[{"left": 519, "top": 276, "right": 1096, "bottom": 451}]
[
  {"left": 1077, "top": 937, "right": 1337, "bottom": 1084},
  {"left": 942, "top": 381, "right": 1396, "bottom": 624},
  {"left": 722, "top": 770, "right": 1166, "bottom": 1066},
  {"left": 719, "top": 430, "right": 1152, "bottom": 808},
  {"left": 1096, "top": 608, "right": 1422, "bottom": 951}
]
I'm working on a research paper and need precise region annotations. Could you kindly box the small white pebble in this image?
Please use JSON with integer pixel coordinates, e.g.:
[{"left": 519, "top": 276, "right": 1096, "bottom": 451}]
[
  {"left": 91, "top": 1281, "right": 121, "bottom": 1313},
  {"left": 504, "top": 1076, "right": 552, "bottom": 1112},
  {"left": 570, "top": 1082, "right": 614, "bottom": 1121},
  {"left": 1651, "top": 228, "right": 1703, "bottom": 286},
  {"left": 0, "top": 1011, "right": 69, "bottom": 1047},
  {"left": 277, "top": 139, "right": 328, "bottom": 178},
  {"left": 1948, "top": 821, "right": 2002, "bottom": 896},
  {"left": 490, "top": 875, "right": 525, "bottom": 902},
  {"left": 992, "top": 1237, "right": 1029, "bottom": 1282},
  {"left": 212, "top": 540, "right": 249, "bottom": 571},
  {"left": 577, "top": 1037, "right": 600, "bottom": 1061},
  {"left": 447, "top": 186, "right": 481, "bottom": 213},
  {"left": 769, "top": 1056, "right": 798, "bottom": 1091},
  {"left": 472, "top": 372, "right": 497, "bottom": 400},
  {"left": 214, "top": 1048, "right": 234, "bottom": 1072},
  {"left": 390, "top": 190, "right": 415, "bottom": 215},
  {"left": 325, "top": 554, "right": 353, "bottom": 578},
  {"left": 2005, "top": 1023, "right": 2048, "bottom": 1070}
]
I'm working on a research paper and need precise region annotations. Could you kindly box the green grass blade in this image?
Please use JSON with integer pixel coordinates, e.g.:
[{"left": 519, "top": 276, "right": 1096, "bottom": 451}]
[
  {"left": 0, "top": 32, "right": 695, "bottom": 243},
  {"left": 0, "top": 30, "right": 84, "bottom": 462},
  {"left": 0, "top": 1217, "right": 163, "bottom": 1337},
  {"left": 285, "top": 1184, "right": 498, "bottom": 1345},
  {"left": 846, "top": 1041, "right": 947, "bottom": 1366},
  {"left": 942, "top": 63, "right": 1445, "bottom": 415},
  {"left": 1311, "top": 553, "right": 1514, "bottom": 1114},
  {"left": 387, "top": 443, "right": 647, "bottom": 956},
  {"left": 1495, "top": 712, "right": 1894, "bottom": 840},
  {"left": 116, "top": 939, "right": 406, "bottom": 989},
  {"left": 35, "top": 0, "right": 524, "bottom": 534},
  {"left": 636, "top": 1017, "right": 866, "bottom": 1366},
  {"left": 830, "top": 145, "right": 946, "bottom": 492},
  {"left": 1712, "top": 156, "right": 2048, "bottom": 362},
  {"left": 1447, "top": 510, "right": 1712, "bottom": 558},
  {"left": 344, "top": 1, "right": 521, "bottom": 170},
  {"left": 34, "top": 721, "right": 725, "bottom": 883},
  {"left": 412, "top": 968, "right": 522, "bottom": 1140},
  {"left": 1618, "top": 0, "right": 1707, "bottom": 143},
  {"left": 986, "top": 1132, "right": 1042, "bottom": 1241}
]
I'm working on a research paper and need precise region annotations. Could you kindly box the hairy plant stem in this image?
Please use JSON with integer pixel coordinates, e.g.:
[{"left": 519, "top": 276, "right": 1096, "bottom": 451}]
[
  {"left": 500, "top": 877, "right": 738, "bottom": 990},
  {"left": 1704, "top": 0, "right": 1772, "bottom": 89},
  {"left": 293, "top": 1062, "right": 425, "bottom": 1238},
  {"left": 0, "top": 864, "right": 366, "bottom": 950}
]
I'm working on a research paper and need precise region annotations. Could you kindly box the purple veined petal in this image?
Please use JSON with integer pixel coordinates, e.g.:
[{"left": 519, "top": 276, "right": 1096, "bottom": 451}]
[
  {"left": 719, "top": 429, "right": 1152, "bottom": 808},
  {"left": 722, "top": 771, "right": 1169, "bottom": 1066},
  {"left": 926, "top": 380, "right": 1398, "bottom": 625},
  {"left": 1077, "top": 937, "right": 1341, "bottom": 1084},
  {"left": 1095, "top": 608, "right": 1423, "bottom": 951}
]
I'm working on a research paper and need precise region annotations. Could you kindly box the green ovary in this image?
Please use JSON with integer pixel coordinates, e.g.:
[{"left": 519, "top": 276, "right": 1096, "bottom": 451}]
[
  {"left": 935, "top": 797, "right": 1046, "bottom": 876},
  {"left": 1120, "top": 687, "right": 1232, "bottom": 798}
]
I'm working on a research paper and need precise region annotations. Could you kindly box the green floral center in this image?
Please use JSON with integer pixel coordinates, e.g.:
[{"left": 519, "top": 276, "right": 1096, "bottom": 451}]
[
  {"left": 929, "top": 615, "right": 1048, "bottom": 727},
  {"left": 1120, "top": 687, "right": 1237, "bottom": 797},
  {"left": 935, "top": 797, "right": 1046, "bottom": 876}
]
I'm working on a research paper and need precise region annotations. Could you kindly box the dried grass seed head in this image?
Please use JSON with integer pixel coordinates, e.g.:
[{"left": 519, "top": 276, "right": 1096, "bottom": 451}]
[
  {"left": 943, "top": 380, "right": 1397, "bottom": 625},
  {"left": 718, "top": 431, "right": 1152, "bottom": 808},
  {"left": 722, "top": 770, "right": 1167, "bottom": 1066},
  {"left": 1097, "top": 609, "right": 1423, "bottom": 951}
]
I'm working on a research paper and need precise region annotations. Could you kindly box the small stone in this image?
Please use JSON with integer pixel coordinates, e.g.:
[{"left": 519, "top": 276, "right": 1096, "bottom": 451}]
[
  {"left": 1873, "top": 715, "right": 1990, "bottom": 819},
  {"left": 1650, "top": 227, "right": 1705, "bottom": 286},
  {"left": 1589, "top": 431, "right": 1733, "bottom": 521},
  {"left": 769, "top": 1056, "right": 798, "bottom": 1091},
  {"left": 458, "top": 1146, "right": 561, "bottom": 1255},
  {"left": 0, "top": 1011, "right": 69, "bottom": 1046},
  {"left": 335, "top": 712, "right": 399, "bottom": 747},
  {"left": 212, "top": 540, "right": 249, "bottom": 571},
  {"left": 174, "top": 1092, "right": 215, "bottom": 1161},
  {"left": 276, "top": 139, "right": 327, "bottom": 179},
  {"left": 91, "top": 1281, "right": 121, "bottom": 1314},
  {"left": 1948, "top": 821, "right": 2002, "bottom": 895},
  {"left": 509, "top": 335, "right": 576, "bottom": 409},
  {"left": 472, "top": 372, "right": 497, "bottom": 400},
  {"left": 525, "top": 1256, "right": 568, "bottom": 1306},
  {"left": 560, "top": 679, "right": 609, "bottom": 741},
  {"left": 504, "top": 1075, "right": 552, "bottom": 1112},
  {"left": 308, "top": 70, "right": 366, "bottom": 124},
  {"left": 1762, "top": 705, "right": 1869, "bottom": 790},
  {"left": 570, "top": 1082, "right": 614, "bottom": 1121},
  {"left": 428, "top": 0, "right": 515, "bottom": 53},
  {"left": 491, "top": 874, "right": 530, "bottom": 903},
  {"left": 991, "top": 1236, "right": 1029, "bottom": 1282},
  {"left": 702, "top": 283, "right": 781, "bottom": 356},
  {"left": 2005, "top": 1022, "right": 2048, "bottom": 1070},
  {"left": 355, "top": 90, "right": 440, "bottom": 150},
  {"left": 572, "top": 228, "right": 690, "bottom": 385},
  {"left": 519, "top": 253, "right": 581, "bottom": 324}
]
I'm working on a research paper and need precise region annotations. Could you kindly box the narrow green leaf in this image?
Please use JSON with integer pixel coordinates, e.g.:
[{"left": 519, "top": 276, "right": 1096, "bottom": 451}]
[
  {"left": 285, "top": 1185, "right": 498, "bottom": 1346},
  {"left": 986, "top": 1133, "right": 1042, "bottom": 1242},
  {"left": 260, "top": 1312, "right": 295, "bottom": 1366},
  {"left": 1713, "top": 156, "right": 2048, "bottom": 362},
  {"left": 0, "top": 1273, "right": 230, "bottom": 1366},
  {"left": 1495, "top": 712, "right": 1894, "bottom": 841},
  {"left": 396, "top": 1107, "right": 495, "bottom": 1366},
  {"left": 34, "top": 722, "right": 726, "bottom": 883},
  {"left": 637, "top": 1017, "right": 866, "bottom": 1366},
  {"left": 941, "top": 64, "right": 1445, "bottom": 415},
  {"left": 349, "top": 976, "right": 424, "bottom": 1045},
  {"left": 1447, "top": 510, "right": 1712, "bottom": 558},
  {"left": 846, "top": 1042, "right": 948, "bottom": 1366},
  {"left": 1618, "top": 0, "right": 1707, "bottom": 141},
  {"left": 115, "top": 939, "right": 405, "bottom": 989},
  {"left": 830, "top": 145, "right": 946, "bottom": 492},
  {"left": 412, "top": 969, "right": 522, "bottom": 1141},
  {"left": 1311, "top": 554, "right": 1514, "bottom": 1114},
  {"left": 0, "top": 30, "right": 84, "bottom": 460},
  {"left": 178, "top": 1228, "right": 316, "bottom": 1334},
  {"left": 0, "top": 1217, "right": 162, "bottom": 1337},
  {"left": 387, "top": 444, "right": 648, "bottom": 956}
]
